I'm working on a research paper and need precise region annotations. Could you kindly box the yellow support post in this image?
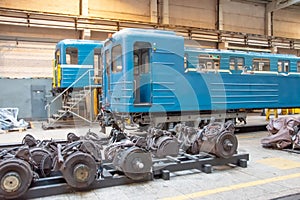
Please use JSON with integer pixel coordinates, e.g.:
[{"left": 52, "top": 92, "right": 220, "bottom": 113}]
[
  {"left": 266, "top": 109, "right": 278, "bottom": 121},
  {"left": 281, "top": 109, "right": 288, "bottom": 115}
]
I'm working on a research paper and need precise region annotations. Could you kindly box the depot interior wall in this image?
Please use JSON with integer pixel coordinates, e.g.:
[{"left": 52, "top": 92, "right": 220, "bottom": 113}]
[
  {"left": 221, "top": 1, "right": 265, "bottom": 35},
  {"left": 273, "top": 7, "right": 300, "bottom": 39},
  {"left": 0, "top": 0, "right": 80, "bottom": 15},
  {"left": 0, "top": 25, "right": 81, "bottom": 78},
  {"left": 88, "top": 0, "right": 151, "bottom": 22},
  {"left": 169, "top": 0, "right": 216, "bottom": 29},
  {"left": 0, "top": 40, "right": 55, "bottom": 78}
]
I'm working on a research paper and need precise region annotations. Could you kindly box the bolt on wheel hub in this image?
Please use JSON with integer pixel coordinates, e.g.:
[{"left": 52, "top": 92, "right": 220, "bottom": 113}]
[
  {"left": 73, "top": 164, "right": 90, "bottom": 182},
  {"left": 1, "top": 172, "right": 21, "bottom": 193}
]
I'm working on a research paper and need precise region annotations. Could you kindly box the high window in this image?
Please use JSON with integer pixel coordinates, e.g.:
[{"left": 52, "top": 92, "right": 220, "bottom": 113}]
[
  {"left": 94, "top": 48, "right": 102, "bottom": 83},
  {"left": 198, "top": 54, "right": 220, "bottom": 70},
  {"left": 252, "top": 58, "right": 270, "bottom": 71},
  {"left": 66, "top": 47, "right": 78, "bottom": 64},
  {"left": 278, "top": 61, "right": 289, "bottom": 72},
  {"left": 112, "top": 45, "right": 123, "bottom": 73},
  {"left": 55, "top": 50, "right": 60, "bottom": 65},
  {"left": 134, "top": 42, "right": 151, "bottom": 74},
  {"left": 230, "top": 57, "right": 244, "bottom": 71}
]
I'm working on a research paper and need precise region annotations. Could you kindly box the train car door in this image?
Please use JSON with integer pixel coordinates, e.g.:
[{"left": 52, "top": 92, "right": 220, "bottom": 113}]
[{"left": 133, "top": 42, "right": 152, "bottom": 105}]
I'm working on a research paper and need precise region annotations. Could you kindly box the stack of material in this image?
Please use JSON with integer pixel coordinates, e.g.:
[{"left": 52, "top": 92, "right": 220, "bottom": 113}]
[
  {"left": 0, "top": 108, "right": 28, "bottom": 131},
  {"left": 261, "top": 117, "right": 300, "bottom": 149}
]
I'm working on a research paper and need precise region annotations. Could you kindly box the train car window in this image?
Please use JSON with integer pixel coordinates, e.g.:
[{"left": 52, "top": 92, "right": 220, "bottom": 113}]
[
  {"left": 94, "top": 48, "right": 102, "bottom": 83},
  {"left": 230, "top": 57, "right": 244, "bottom": 71},
  {"left": 66, "top": 47, "right": 78, "bottom": 64},
  {"left": 229, "top": 58, "right": 235, "bottom": 70},
  {"left": 134, "top": 54, "right": 139, "bottom": 75},
  {"left": 141, "top": 52, "right": 149, "bottom": 73},
  {"left": 278, "top": 61, "right": 289, "bottom": 72},
  {"left": 134, "top": 42, "right": 151, "bottom": 74},
  {"left": 237, "top": 58, "right": 244, "bottom": 70},
  {"left": 253, "top": 58, "right": 270, "bottom": 71},
  {"left": 55, "top": 50, "right": 60, "bottom": 65},
  {"left": 198, "top": 54, "right": 220, "bottom": 70},
  {"left": 297, "top": 61, "right": 300, "bottom": 72},
  {"left": 112, "top": 45, "right": 123, "bottom": 73}
]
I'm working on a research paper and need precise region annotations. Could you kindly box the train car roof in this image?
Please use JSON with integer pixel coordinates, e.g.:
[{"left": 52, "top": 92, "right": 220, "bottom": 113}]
[
  {"left": 56, "top": 39, "right": 103, "bottom": 48},
  {"left": 112, "top": 28, "right": 177, "bottom": 37},
  {"left": 104, "top": 28, "right": 180, "bottom": 44},
  {"left": 185, "top": 46, "right": 299, "bottom": 58}
]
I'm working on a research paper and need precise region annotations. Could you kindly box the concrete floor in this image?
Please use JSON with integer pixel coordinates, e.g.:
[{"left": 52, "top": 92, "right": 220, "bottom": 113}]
[{"left": 1, "top": 115, "right": 300, "bottom": 200}]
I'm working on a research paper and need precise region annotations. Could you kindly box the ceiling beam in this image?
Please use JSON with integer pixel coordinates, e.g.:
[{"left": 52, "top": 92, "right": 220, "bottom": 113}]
[{"left": 267, "top": 0, "right": 300, "bottom": 12}]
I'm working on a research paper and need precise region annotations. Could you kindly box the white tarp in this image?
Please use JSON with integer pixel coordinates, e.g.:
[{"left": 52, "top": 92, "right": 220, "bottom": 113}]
[{"left": 0, "top": 108, "right": 28, "bottom": 130}]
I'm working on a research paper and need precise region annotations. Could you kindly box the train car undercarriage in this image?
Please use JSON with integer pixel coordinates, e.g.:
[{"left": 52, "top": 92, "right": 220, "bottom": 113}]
[
  {"left": 99, "top": 109, "right": 248, "bottom": 132},
  {"left": 0, "top": 120, "right": 249, "bottom": 199}
]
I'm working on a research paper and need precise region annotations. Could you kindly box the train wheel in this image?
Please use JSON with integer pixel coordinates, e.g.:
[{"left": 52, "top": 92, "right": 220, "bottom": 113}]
[
  {"left": 215, "top": 132, "right": 238, "bottom": 158},
  {"left": 118, "top": 147, "right": 152, "bottom": 180},
  {"left": 60, "top": 152, "right": 97, "bottom": 189},
  {"left": 0, "top": 159, "right": 33, "bottom": 199}
]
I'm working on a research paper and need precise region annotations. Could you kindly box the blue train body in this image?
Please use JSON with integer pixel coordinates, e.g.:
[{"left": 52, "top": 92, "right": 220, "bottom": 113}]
[
  {"left": 53, "top": 29, "right": 300, "bottom": 126},
  {"left": 101, "top": 28, "right": 300, "bottom": 126},
  {"left": 52, "top": 39, "right": 103, "bottom": 92}
]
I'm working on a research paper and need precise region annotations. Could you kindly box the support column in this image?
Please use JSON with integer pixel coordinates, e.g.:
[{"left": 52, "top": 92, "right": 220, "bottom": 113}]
[
  {"left": 218, "top": 41, "right": 228, "bottom": 50},
  {"left": 162, "top": 0, "right": 169, "bottom": 25},
  {"left": 218, "top": 0, "right": 225, "bottom": 31},
  {"left": 81, "top": 0, "right": 89, "bottom": 16},
  {"left": 265, "top": 8, "right": 272, "bottom": 36},
  {"left": 80, "top": 0, "right": 91, "bottom": 39},
  {"left": 81, "top": 29, "right": 91, "bottom": 40},
  {"left": 217, "top": 0, "right": 227, "bottom": 49},
  {"left": 150, "top": 0, "right": 158, "bottom": 23}
]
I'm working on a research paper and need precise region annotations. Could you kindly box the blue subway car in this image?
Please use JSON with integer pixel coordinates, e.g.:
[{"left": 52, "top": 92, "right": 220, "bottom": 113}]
[{"left": 100, "top": 28, "right": 300, "bottom": 127}]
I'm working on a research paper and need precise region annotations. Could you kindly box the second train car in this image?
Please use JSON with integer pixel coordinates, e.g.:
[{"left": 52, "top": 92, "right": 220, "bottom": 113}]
[{"left": 53, "top": 29, "right": 300, "bottom": 129}]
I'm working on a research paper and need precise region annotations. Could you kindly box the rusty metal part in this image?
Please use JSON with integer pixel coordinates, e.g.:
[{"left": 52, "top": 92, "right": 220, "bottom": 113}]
[
  {"left": 154, "top": 135, "right": 179, "bottom": 158},
  {"left": 175, "top": 124, "right": 198, "bottom": 151},
  {"left": 190, "top": 121, "right": 238, "bottom": 158},
  {"left": 60, "top": 152, "right": 97, "bottom": 189},
  {"left": 104, "top": 129, "right": 135, "bottom": 161},
  {"left": 14, "top": 147, "right": 32, "bottom": 163},
  {"left": 147, "top": 128, "right": 179, "bottom": 158},
  {"left": 104, "top": 128, "right": 152, "bottom": 180},
  {"left": 175, "top": 121, "right": 238, "bottom": 158},
  {"left": 0, "top": 159, "right": 33, "bottom": 199},
  {"left": 67, "top": 132, "right": 80, "bottom": 143},
  {"left": 197, "top": 131, "right": 238, "bottom": 158},
  {"left": 30, "top": 148, "right": 53, "bottom": 177},
  {"left": 22, "top": 134, "right": 38, "bottom": 147},
  {"left": 113, "top": 147, "right": 152, "bottom": 180},
  {"left": 79, "top": 140, "right": 102, "bottom": 162}
]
